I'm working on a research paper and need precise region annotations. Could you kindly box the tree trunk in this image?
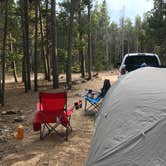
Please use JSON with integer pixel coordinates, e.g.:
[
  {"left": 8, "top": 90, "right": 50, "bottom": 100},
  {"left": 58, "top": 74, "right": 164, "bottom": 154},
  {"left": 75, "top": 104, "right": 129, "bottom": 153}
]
[
  {"left": 9, "top": 33, "right": 18, "bottom": 83},
  {"left": 45, "top": 0, "right": 51, "bottom": 81},
  {"left": 78, "top": 2, "right": 85, "bottom": 78},
  {"left": 87, "top": 1, "right": 92, "bottom": 80},
  {"left": 51, "top": 0, "right": 59, "bottom": 89},
  {"left": 20, "top": 0, "right": 31, "bottom": 91},
  {"left": 24, "top": 0, "right": 31, "bottom": 90},
  {"left": 66, "top": 0, "right": 75, "bottom": 89},
  {"left": 34, "top": 0, "right": 38, "bottom": 91},
  {"left": 22, "top": 56, "right": 27, "bottom": 85},
  {"left": 121, "top": 17, "right": 125, "bottom": 61},
  {"left": 12, "top": 61, "right": 18, "bottom": 83},
  {"left": 105, "top": 26, "right": 109, "bottom": 70},
  {"left": 39, "top": 2, "right": 48, "bottom": 80},
  {"left": 20, "top": 0, "right": 28, "bottom": 92},
  {"left": 1, "top": 0, "right": 8, "bottom": 106}
]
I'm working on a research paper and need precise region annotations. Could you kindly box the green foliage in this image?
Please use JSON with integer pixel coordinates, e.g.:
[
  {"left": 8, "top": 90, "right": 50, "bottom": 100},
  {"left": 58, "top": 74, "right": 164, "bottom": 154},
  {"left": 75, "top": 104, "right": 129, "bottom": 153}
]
[
  {"left": 91, "top": 0, "right": 110, "bottom": 70},
  {"left": 58, "top": 48, "right": 67, "bottom": 73},
  {"left": 1, "top": 0, "right": 166, "bottom": 80},
  {"left": 72, "top": 62, "right": 80, "bottom": 73},
  {"left": 146, "top": 0, "right": 166, "bottom": 63}
]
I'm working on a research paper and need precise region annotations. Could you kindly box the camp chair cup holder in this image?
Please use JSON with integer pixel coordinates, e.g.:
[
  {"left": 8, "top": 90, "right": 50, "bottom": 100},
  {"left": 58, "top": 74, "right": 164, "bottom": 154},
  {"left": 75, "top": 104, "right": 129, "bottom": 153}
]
[{"left": 74, "top": 100, "right": 82, "bottom": 110}]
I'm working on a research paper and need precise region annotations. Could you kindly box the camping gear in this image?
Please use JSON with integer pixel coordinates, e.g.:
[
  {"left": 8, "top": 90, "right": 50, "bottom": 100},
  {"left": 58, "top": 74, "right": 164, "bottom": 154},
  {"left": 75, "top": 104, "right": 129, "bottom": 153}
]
[
  {"left": 17, "top": 124, "right": 24, "bottom": 140},
  {"left": 86, "top": 67, "right": 166, "bottom": 166},
  {"left": 33, "top": 91, "right": 82, "bottom": 140},
  {"left": 84, "top": 79, "right": 111, "bottom": 112}
]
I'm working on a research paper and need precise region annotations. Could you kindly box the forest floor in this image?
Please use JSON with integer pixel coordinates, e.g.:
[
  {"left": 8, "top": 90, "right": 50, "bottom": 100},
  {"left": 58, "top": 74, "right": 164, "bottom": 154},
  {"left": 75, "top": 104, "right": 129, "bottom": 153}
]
[{"left": 0, "top": 71, "right": 118, "bottom": 166}]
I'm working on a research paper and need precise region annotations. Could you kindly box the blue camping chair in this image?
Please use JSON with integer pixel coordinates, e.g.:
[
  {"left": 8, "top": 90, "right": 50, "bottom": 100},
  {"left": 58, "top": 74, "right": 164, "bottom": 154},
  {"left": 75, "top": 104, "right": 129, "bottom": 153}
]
[{"left": 84, "top": 79, "right": 111, "bottom": 112}]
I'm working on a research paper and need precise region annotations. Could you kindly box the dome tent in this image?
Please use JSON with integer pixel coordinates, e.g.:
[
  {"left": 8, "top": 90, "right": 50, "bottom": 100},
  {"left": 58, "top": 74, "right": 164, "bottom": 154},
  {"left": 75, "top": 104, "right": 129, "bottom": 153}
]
[{"left": 86, "top": 67, "right": 166, "bottom": 166}]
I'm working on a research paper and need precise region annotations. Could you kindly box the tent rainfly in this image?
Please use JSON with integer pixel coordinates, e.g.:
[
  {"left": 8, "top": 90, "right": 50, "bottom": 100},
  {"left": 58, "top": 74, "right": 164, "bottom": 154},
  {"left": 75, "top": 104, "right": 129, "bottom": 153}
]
[{"left": 86, "top": 67, "right": 166, "bottom": 166}]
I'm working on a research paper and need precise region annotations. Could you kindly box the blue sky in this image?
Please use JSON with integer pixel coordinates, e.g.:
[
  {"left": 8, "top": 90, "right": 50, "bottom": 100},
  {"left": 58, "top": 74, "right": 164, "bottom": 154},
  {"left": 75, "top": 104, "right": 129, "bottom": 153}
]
[{"left": 98, "top": 0, "right": 154, "bottom": 24}]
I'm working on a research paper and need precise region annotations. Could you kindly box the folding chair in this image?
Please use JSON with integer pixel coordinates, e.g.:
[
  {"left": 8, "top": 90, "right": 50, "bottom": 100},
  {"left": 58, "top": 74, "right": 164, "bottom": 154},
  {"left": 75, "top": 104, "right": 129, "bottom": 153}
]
[
  {"left": 33, "top": 91, "right": 82, "bottom": 140},
  {"left": 84, "top": 79, "right": 111, "bottom": 112}
]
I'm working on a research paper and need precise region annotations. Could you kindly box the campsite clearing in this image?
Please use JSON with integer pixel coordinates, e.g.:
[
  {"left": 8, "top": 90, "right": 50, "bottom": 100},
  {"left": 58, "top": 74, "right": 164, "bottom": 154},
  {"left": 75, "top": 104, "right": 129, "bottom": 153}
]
[{"left": 0, "top": 71, "right": 117, "bottom": 166}]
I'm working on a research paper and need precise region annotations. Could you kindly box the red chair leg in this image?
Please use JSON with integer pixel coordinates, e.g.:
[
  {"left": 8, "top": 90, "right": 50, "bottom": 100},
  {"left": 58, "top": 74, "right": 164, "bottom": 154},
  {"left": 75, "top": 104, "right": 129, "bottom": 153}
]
[
  {"left": 66, "top": 125, "right": 71, "bottom": 141},
  {"left": 40, "top": 124, "right": 45, "bottom": 140}
]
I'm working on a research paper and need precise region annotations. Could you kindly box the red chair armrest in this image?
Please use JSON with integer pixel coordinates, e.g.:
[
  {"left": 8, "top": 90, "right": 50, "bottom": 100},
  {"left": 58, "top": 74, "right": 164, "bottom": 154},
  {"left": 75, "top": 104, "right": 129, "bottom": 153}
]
[{"left": 66, "top": 105, "right": 75, "bottom": 116}]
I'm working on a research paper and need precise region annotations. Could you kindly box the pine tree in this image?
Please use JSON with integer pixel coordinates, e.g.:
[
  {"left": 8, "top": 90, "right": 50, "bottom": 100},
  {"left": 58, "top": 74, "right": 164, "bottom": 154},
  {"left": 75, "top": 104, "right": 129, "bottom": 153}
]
[
  {"left": 0, "top": 0, "right": 8, "bottom": 105},
  {"left": 34, "top": 0, "right": 39, "bottom": 91},
  {"left": 51, "top": 0, "right": 59, "bottom": 89}
]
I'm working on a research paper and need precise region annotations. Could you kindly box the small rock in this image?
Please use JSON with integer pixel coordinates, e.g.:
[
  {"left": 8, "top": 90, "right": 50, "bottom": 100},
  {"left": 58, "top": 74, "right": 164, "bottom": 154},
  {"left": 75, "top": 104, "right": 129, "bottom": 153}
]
[
  {"left": 84, "top": 110, "right": 96, "bottom": 116},
  {"left": 75, "top": 93, "right": 82, "bottom": 97},
  {"left": 72, "top": 80, "right": 77, "bottom": 85},
  {"left": 43, "top": 161, "right": 49, "bottom": 166},
  {"left": 60, "top": 76, "right": 64, "bottom": 79},
  {"left": 4, "top": 129, "right": 9, "bottom": 132},
  {"left": 7, "top": 111, "right": 17, "bottom": 115},
  {"left": 17, "top": 110, "right": 23, "bottom": 114},
  {"left": 92, "top": 72, "right": 99, "bottom": 78},
  {"left": 1, "top": 111, "right": 7, "bottom": 115},
  {"left": 1, "top": 111, "right": 16, "bottom": 115},
  {"left": 76, "top": 80, "right": 82, "bottom": 84},
  {"left": 14, "top": 116, "right": 25, "bottom": 122},
  {"left": 82, "top": 79, "right": 86, "bottom": 83}
]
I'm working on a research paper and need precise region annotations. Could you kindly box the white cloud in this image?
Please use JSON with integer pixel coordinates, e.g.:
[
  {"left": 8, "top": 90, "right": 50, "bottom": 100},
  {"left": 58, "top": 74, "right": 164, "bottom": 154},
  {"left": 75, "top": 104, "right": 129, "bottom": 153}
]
[{"left": 98, "top": 0, "right": 154, "bottom": 23}]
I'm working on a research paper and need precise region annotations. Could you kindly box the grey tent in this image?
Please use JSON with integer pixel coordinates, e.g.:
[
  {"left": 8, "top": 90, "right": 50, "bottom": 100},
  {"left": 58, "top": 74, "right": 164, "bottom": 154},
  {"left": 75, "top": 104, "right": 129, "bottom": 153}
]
[{"left": 86, "top": 67, "right": 166, "bottom": 166}]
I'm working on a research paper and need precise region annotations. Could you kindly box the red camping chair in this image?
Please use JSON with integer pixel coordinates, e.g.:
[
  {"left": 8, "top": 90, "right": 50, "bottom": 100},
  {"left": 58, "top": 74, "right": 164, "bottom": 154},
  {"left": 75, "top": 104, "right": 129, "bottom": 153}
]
[{"left": 33, "top": 91, "right": 82, "bottom": 140}]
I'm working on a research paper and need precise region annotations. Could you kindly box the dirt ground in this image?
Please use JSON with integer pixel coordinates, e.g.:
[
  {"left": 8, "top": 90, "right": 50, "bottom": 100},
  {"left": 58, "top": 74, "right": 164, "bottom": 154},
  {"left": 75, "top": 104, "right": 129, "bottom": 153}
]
[{"left": 0, "top": 71, "right": 118, "bottom": 166}]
